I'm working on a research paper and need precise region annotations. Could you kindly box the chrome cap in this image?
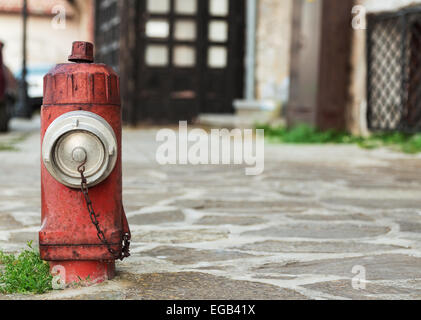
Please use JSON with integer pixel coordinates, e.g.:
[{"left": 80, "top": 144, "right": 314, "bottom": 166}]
[{"left": 42, "top": 111, "right": 117, "bottom": 188}]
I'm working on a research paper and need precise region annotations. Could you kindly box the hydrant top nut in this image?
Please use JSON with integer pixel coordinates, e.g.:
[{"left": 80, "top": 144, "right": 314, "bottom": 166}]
[{"left": 68, "top": 41, "right": 94, "bottom": 63}]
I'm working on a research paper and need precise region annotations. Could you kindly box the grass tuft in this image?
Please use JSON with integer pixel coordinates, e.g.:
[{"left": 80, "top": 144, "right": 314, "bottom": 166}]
[
  {"left": 0, "top": 133, "right": 29, "bottom": 152},
  {"left": 256, "top": 123, "right": 421, "bottom": 154},
  {"left": 0, "top": 143, "right": 17, "bottom": 151},
  {"left": 0, "top": 241, "right": 53, "bottom": 295}
]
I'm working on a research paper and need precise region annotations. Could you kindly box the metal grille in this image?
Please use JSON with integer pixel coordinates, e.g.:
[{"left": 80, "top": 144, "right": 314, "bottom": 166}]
[
  {"left": 95, "top": 0, "right": 120, "bottom": 72},
  {"left": 367, "top": 8, "right": 421, "bottom": 132}
]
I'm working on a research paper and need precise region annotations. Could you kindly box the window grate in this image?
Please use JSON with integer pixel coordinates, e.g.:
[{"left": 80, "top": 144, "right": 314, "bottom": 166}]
[{"left": 367, "top": 7, "right": 421, "bottom": 133}]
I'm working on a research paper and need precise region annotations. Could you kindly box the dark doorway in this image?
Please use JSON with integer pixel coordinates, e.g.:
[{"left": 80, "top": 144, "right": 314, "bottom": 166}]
[{"left": 135, "top": 0, "right": 245, "bottom": 123}]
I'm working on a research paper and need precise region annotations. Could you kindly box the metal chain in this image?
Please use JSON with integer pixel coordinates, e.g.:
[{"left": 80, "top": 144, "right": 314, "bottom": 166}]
[{"left": 77, "top": 162, "right": 130, "bottom": 261}]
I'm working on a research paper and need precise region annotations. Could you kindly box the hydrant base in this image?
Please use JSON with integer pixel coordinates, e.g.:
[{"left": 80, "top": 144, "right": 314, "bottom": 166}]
[{"left": 50, "top": 261, "right": 116, "bottom": 286}]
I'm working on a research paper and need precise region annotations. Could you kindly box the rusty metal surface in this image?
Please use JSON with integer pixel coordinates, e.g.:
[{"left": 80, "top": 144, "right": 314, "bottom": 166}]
[
  {"left": 68, "top": 41, "right": 94, "bottom": 63},
  {"left": 42, "top": 64, "right": 120, "bottom": 106},
  {"left": 49, "top": 261, "right": 115, "bottom": 285},
  {"left": 39, "top": 42, "right": 130, "bottom": 268}
]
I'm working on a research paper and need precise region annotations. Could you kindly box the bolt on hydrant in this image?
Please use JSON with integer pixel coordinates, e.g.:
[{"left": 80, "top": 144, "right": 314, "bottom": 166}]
[{"left": 39, "top": 41, "right": 131, "bottom": 285}]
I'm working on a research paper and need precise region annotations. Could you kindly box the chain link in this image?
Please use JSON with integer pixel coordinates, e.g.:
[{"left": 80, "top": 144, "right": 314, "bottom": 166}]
[{"left": 78, "top": 162, "right": 130, "bottom": 261}]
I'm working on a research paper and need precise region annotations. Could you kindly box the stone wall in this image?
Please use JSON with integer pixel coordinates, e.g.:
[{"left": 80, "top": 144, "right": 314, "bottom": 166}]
[
  {"left": 255, "top": 0, "right": 292, "bottom": 103},
  {"left": 0, "top": 0, "right": 94, "bottom": 73}
]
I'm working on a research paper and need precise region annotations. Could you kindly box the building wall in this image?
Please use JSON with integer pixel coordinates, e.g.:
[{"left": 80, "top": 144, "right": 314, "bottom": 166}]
[
  {"left": 0, "top": 0, "right": 93, "bottom": 73},
  {"left": 363, "top": 0, "right": 421, "bottom": 13},
  {"left": 255, "top": 0, "right": 292, "bottom": 103},
  {"left": 74, "top": 0, "right": 95, "bottom": 43},
  {"left": 347, "top": 0, "right": 421, "bottom": 135},
  {"left": 0, "top": 14, "right": 80, "bottom": 72},
  {"left": 286, "top": 0, "right": 353, "bottom": 131}
]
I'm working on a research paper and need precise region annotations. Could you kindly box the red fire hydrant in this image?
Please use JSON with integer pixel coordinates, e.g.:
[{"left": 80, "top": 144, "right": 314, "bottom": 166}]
[{"left": 39, "top": 41, "right": 130, "bottom": 285}]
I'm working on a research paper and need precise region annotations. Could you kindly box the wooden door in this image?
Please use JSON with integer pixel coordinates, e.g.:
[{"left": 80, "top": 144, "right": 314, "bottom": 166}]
[{"left": 136, "top": 0, "right": 245, "bottom": 123}]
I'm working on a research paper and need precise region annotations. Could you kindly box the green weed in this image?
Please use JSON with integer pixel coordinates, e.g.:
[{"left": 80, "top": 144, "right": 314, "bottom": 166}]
[
  {"left": 0, "top": 241, "right": 53, "bottom": 294},
  {"left": 0, "top": 133, "right": 29, "bottom": 152},
  {"left": 257, "top": 123, "right": 421, "bottom": 154},
  {"left": 0, "top": 143, "right": 17, "bottom": 151}
]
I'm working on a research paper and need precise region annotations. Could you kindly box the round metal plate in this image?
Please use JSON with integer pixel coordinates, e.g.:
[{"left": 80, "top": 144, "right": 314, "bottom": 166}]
[
  {"left": 42, "top": 111, "right": 117, "bottom": 188},
  {"left": 54, "top": 131, "right": 106, "bottom": 178}
]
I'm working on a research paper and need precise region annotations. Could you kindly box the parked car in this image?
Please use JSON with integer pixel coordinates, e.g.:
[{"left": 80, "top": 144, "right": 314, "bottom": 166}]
[
  {"left": 0, "top": 42, "right": 17, "bottom": 132},
  {"left": 14, "top": 64, "right": 53, "bottom": 117}
]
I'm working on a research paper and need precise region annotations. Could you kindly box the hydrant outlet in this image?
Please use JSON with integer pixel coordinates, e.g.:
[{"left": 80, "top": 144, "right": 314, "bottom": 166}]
[{"left": 42, "top": 111, "right": 118, "bottom": 188}]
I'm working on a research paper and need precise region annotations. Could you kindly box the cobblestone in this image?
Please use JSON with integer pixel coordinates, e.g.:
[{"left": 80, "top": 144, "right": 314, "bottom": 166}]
[{"left": 1, "top": 121, "right": 421, "bottom": 299}]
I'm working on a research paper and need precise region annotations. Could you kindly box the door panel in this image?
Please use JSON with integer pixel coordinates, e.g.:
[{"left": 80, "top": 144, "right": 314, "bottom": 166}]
[{"left": 137, "top": 0, "right": 245, "bottom": 123}]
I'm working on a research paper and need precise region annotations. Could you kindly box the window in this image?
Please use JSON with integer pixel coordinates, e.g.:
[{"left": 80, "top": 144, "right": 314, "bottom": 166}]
[
  {"left": 209, "top": 0, "right": 229, "bottom": 17},
  {"left": 145, "top": 45, "right": 168, "bottom": 66},
  {"left": 146, "top": 20, "right": 170, "bottom": 38},
  {"left": 174, "top": 20, "right": 196, "bottom": 41},
  {"left": 175, "top": 0, "right": 197, "bottom": 14},
  {"left": 208, "top": 46, "right": 227, "bottom": 68},
  {"left": 174, "top": 46, "right": 196, "bottom": 67},
  {"left": 147, "top": 0, "right": 170, "bottom": 14},
  {"left": 209, "top": 20, "right": 228, "bottom": 42}
]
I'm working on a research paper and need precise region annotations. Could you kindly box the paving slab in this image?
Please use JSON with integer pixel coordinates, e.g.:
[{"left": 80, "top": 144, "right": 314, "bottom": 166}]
[
  {"left": 195, "top": 215, "right": 266, "bottom": 226},
  {"left": 140, "top": 246, "right": 256, "bottom": 265},
  {"left": 1, "top": 125, "right": 421, "bottom": 299},
  {"left": 304, "top": 280, "right": 421, "bottom": 300},
  {"left": 128, "top": 210, "right": 185, "bottom": 225},
  {"left": 253, "top": 254, "right": 421, "bottom": 280},
  {"left": 242, "top": 224, "right": 391, "bottom": 239},
  {"left": 232, "top": 240, "right": 406, "bottom": 254}
]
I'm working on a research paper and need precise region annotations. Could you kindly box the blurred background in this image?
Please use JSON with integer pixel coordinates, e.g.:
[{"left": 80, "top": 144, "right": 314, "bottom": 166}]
[{"left": 1, "top": 0, "right": 421, "bottom": 136}]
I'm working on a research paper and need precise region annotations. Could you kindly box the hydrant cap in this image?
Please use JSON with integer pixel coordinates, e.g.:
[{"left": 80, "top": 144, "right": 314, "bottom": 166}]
[
  {"left": 69, "top": 41, "right": 94, "bottom": 63},
  {"left": 43, "top": 42, "right": 120, "bottom": 105},
  {"left": 42, "top": 111, "right": 118, "bottom": 188}
]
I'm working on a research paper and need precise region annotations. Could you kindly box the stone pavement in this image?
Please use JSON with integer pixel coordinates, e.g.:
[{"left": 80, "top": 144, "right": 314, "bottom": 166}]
[{"left": 1, "top": 118, "right": 421, "bottom": 299}]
